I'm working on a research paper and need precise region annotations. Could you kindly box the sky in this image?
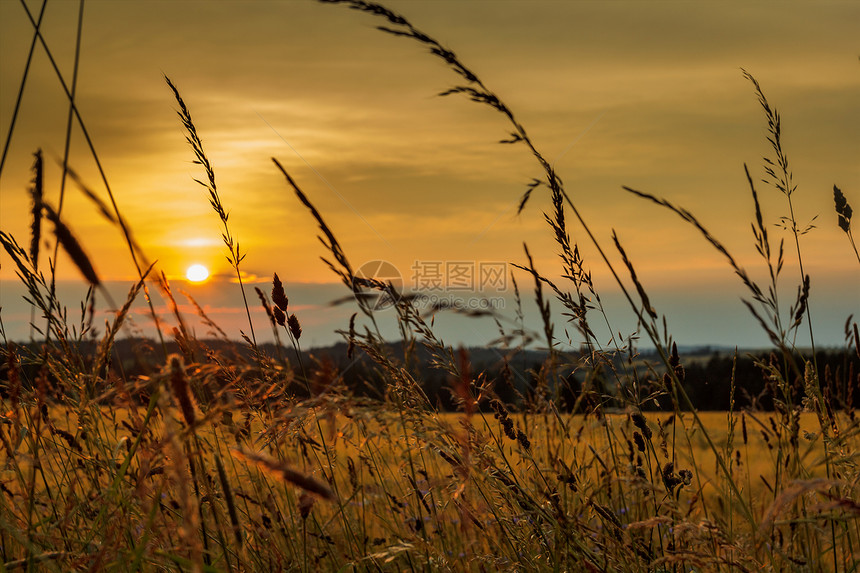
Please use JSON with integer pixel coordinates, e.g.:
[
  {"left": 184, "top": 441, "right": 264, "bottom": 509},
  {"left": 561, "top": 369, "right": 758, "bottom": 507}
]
[{"left": 1, "top": 0, "right": 858, "bottom": 350}]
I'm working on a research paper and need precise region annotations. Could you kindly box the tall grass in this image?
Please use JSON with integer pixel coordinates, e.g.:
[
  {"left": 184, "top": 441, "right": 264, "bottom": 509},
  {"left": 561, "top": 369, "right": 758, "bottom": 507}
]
[
  {"left": 165, "top": 76, "right": 260, "bottom": 352},
  {"left": 1, "top": 1, "right": 858, "bottom": 571}
]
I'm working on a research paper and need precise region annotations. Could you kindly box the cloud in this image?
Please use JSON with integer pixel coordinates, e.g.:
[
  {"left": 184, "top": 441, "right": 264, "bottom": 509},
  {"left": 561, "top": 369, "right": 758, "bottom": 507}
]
[{"left": 2, "top": 1, "right": 857, "bottom": 349}]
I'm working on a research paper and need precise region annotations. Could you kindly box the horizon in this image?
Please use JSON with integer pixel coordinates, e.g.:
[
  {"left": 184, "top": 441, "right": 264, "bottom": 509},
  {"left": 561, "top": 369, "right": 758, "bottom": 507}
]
[
  {"left": 1, "top": 0, "right": 858, "bottom": 353},
  {"left": 1, "top": 277, "right": 854, "bottom": 351}
]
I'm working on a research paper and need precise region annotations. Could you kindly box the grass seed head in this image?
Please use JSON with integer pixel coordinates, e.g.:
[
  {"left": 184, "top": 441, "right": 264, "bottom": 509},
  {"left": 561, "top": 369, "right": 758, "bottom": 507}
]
[
  {"left": 272, "top": 273, "right": 289, "bottom": 312},
  {"left": 28, "top": 149, "right": 43, "bottom": 268},
  {"left": 168, "top": 354, "right": 196, "bottom": 426},
  {"left": 632, "top": 412, "right": 652, "bottom": 440},
  {"left": 232, "top": 448, "right": 333, "bottom": 500},
  {"left": 833, "top": 185, "right": 852, "bottom": 233},
  {"left": 288, "top": 313, "right": 302, "bottom": 341},
  {"left": 42, "top": 202, "right": 100, "bottom": 287},
  {"left": 516, "top": 429, "right": 531, "bottom": 450},
  {"left": 273, "top": 306, "right": 286, "bottom": 327},
  {"left": 633, "top": 431, "right": 646, "bottom": 453}
]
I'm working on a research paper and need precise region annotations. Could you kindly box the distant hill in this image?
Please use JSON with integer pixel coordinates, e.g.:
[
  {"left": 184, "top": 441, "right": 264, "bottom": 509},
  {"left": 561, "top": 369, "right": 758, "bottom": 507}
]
[{"left": 4, "top": 337, "right": 856, "bottom": 411}]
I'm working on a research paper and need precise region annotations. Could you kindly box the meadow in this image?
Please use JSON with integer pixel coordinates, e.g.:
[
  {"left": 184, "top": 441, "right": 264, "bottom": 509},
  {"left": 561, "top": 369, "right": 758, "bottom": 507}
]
[{"left": 1, "top": 1, "right": 859, "bottom": 571}]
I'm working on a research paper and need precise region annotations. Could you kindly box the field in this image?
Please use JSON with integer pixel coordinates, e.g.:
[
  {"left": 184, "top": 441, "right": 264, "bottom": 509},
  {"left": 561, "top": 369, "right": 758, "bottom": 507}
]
[
  {"left": 2, "top": 395, "right": 858, "bottom": 572},
  {"left": 2, "top": 1, "right": 860, "bottom": 571},
  {"left": 2, "top": 368, "right": 859, "bottom": 573}
]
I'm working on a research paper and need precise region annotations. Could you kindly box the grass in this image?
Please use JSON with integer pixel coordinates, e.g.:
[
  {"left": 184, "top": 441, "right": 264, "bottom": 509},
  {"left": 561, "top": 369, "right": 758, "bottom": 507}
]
[{"left": 1, "top": 1, "right": 859, "bottom": 571}]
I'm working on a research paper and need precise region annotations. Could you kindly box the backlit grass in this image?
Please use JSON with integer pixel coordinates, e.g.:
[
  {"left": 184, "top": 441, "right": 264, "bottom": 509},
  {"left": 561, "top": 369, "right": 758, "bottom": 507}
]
[{"left": 1, "top": 1, "right": 858, "bottom": 571}]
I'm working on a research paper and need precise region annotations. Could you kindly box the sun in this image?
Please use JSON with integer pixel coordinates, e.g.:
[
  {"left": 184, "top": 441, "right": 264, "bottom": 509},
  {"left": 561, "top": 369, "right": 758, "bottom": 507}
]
[{"left": 185, "top": 264, "right": 210, "bottom": 283}]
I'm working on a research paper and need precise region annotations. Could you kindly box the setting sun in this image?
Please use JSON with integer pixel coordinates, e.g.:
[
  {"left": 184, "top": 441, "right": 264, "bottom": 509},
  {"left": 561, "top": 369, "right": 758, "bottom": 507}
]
[{"left": 185, "top": 264, "right": 210, "bottom": 283}]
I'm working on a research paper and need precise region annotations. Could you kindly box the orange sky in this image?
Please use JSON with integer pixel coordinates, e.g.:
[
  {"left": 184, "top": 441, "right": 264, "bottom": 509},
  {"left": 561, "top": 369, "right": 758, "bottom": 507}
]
[{"left": 1, "top": 0, "right": 858, "bottom": 348}]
